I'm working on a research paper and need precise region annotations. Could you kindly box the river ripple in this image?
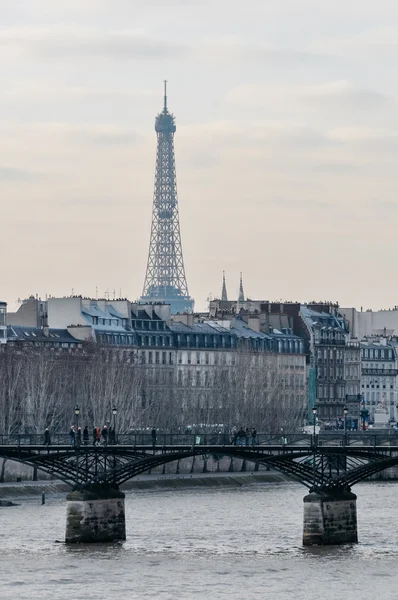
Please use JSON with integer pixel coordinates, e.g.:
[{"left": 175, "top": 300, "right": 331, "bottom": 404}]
[{"left": 1, "top": 482, "right": 398, "bottom": 600}]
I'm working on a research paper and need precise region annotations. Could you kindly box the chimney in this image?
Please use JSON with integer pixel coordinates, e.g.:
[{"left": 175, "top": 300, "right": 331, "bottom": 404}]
[{"left": 248, "top": 316, "right": 260, "bottom": 333}]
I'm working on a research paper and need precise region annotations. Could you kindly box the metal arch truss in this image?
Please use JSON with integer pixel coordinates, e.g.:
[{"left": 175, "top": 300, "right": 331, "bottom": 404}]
[
  {"left": 142, "top": 127, "right": 189, "bottom": 298},
  {"left": 3, "top": 444, "right": 398, "bottom": 493}
]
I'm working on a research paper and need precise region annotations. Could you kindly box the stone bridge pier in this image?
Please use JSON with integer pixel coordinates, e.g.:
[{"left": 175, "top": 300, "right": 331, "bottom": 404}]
[
  {"left": 65, "top": 485, "right": 126, "bottom": 543},
  {"left": 303, "top": 490, "right": 358, "bottom": 545}
]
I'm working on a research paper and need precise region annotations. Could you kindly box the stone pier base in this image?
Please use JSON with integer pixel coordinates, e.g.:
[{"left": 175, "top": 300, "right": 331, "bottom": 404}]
[
  {"left": 65, "top": 486, "right": 126, "bottom": 543},
  {"left": 303, "top": 490, "right": 358, "bottom": 546}
]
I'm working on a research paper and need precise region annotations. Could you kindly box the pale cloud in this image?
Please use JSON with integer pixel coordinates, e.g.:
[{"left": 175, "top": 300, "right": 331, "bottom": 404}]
[
  {"left": 226, "top": 81, "right": 391, "bottom": 114},
  {"left": 0, "top": 82, "right": 158, "bottom": 101},
  {"left": 0, "top": 26, "right": 186, "bottom": 60},
  {"left": 0, "top": 165, "right": 37, "bottom": 181}
]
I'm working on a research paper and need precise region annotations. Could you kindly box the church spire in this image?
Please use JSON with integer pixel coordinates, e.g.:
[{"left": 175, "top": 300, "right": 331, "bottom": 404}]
[
  {"left": 221, "top": 271, "right": 228, "bottom": 301},
  {"left": 238, "top": 272, "right": 245, "bottom": 302}
]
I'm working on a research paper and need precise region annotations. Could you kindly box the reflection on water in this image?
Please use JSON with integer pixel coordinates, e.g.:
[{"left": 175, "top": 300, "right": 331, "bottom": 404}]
[{"left": 1, "top": 482, "right": 398, "bottom": 600}]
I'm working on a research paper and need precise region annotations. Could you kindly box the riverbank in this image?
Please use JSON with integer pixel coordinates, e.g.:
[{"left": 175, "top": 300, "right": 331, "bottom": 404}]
[{"left": 0, "top": 471, "right": 293, "bottom": 500}]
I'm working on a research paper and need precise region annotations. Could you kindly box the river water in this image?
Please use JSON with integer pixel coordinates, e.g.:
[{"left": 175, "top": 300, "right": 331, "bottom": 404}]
[{"left": 1, "top": 481, "right": 398, "bottom": 600}]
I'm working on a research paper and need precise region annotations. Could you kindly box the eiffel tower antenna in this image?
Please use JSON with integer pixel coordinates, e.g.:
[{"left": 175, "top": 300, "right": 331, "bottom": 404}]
[
  {"left": 141, "top": 82, "right": 194, "bottom": 314},
  {"left": 163, "top": 79, "right": 167, "bottom": 112}
]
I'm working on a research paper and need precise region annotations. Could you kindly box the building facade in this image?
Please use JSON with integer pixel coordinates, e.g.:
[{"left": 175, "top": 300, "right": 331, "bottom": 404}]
[
  {"left": 0, "top": 302, "right": 7, "bottom": 344},
  {"left": 7, "top": 296, "right": 47, "bottom": 328},
  {"left": 208, "top": 298, "right": 358, "bottom": 424},
  {"left": 360, "top": 339, "right": 397, "bottom": 423},
  {"left": 299, "top": 305, "right": 350, "bottom": 422},
  {"left": 22, "top": 295, "right": 307, "bottom": 428},
  {"left": 344, "top": 341, "right": 361, "bottom": 423}
]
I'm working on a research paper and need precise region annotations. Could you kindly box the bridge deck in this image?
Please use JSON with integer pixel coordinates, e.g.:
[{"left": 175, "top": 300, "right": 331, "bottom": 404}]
[{"left": 2, "top": 436, "right": 398, "bottom": 492}]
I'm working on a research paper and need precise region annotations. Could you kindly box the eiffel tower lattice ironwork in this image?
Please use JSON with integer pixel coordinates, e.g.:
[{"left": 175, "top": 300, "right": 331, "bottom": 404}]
[{"left": 141, "top": 82, "right": 194, "bottom": 314}]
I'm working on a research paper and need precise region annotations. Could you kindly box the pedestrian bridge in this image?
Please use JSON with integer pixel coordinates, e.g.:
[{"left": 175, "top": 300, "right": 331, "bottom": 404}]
[{"left": 1, "top": 432, "right": 398, "bottom": 546}]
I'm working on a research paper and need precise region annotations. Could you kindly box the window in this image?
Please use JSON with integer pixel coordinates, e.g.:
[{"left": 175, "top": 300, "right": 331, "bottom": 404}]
[
  {"left": 205, "top": 353, "right": 209, "bottom": 365},
  {"left": 148, "top": 351, "right": 153, "bottom": 364},
  {"left": 196, "top": 371, "right": 201, "bottom": 386},
  {"left": 162, "top": 352, "right": 166, "bottom": 365},
  {"left": 178, "top": 371, "right": 182, "bottom": 386},
  {"left": 178, "top": 352, "right": 182, "bottom": 364},
  {"left": 169, "top": 352, "right": 173, "bottom": 365},
  {"left": 187, "top": 352, "right": 191, "bottom": 365},
  {"left": 196, "top": 352, "right": 200, "bottom": 365},
  {"left": 155, "top": 352, "right": 160, "bottom": 364}
]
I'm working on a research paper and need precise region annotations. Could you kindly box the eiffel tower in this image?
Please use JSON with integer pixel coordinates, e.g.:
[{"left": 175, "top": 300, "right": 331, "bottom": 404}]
[{"left": 141, "top": 82, "right": 194, "bottom": 314}]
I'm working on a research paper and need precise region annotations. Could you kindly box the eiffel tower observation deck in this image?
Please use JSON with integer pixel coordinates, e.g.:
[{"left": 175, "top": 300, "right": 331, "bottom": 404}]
[{"left": 140, "top": 82, "right": 194, "bottom": 314}]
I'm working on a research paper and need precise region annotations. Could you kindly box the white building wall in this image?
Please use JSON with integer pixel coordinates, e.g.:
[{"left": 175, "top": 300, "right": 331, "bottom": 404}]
[
  {"left": 361, "top": 342, "right": 398, "bottom": 422},
  {"left": 340, "top": 307, "right": 398, "bottom": 340},
  {"left": 48, "top": 297, "right": 87, "bottom": 329}
]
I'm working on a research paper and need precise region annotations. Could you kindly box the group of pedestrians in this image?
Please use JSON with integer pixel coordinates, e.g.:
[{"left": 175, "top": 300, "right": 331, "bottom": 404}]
[
  {"left": 43, "top": 425, "right": 117, "bottom": 446},
  {"left": 232, "top": 426, "right": 257, "bottom": 446}
]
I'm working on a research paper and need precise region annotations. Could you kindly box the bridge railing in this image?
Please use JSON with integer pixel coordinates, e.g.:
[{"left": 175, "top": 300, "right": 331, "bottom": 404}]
[
  {"left": 0, "top": 432, "right": 311, "bottom": 447},
  {"left": 1, "top": 431, "right": 398, "bottom": 447}
]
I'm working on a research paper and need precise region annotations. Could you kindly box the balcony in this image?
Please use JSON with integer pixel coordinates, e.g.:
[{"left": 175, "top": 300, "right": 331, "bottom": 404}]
[
  {"left": 315, "top": 339, "right": 346, "bottom": 346},
  {"left": 362, "top": 368, "right": 398, "bottom": 376},
  {"left": 345, "top": 394, "right": 361, "bottom": 403}
]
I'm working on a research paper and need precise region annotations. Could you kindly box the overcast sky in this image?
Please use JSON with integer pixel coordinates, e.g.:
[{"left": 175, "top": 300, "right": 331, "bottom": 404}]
[{"left": 2, "top": 0, "right": 398, "bottom": 311}]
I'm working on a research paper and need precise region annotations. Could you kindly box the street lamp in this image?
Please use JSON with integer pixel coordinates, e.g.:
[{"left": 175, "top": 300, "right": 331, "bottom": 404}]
[
  {"left": 343, "top": 406, "right": 348, "bottom": 437},
  {"left": 312, "top": 406, "right": 318, "bottom": 439},
  {"left": 74, "top": 405, "right": 80, "bottom": 446},
  {"left": 112, "top": 406, "right": 117, "bottom": 443},
  {"left": 312, "top": 406, "right": 318, "bottom": 491}
]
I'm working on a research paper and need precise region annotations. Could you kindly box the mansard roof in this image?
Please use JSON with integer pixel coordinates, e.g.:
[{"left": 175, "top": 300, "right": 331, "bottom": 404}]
[
  {"left": 7, "top": 326, "right": 79, "bottom": 344},
  {"left": 300, "top": 305, "right": 345, "bottom": 330}
]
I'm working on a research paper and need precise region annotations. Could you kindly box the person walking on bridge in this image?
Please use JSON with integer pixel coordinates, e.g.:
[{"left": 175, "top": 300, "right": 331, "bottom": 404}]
[
  {"left": 83, "top": 426, "right": 89, "bottom": 446},
  {"left": 108, "top": 426, "right": 115, "bottom": 445},
  {"left": 101, "top": 425, "right": 108, "bottom": 446},
  {"left": 251, "top": 427, "right": 257, "bottom": 446},
  {"left": 43, "top": 428, "right": 51, "bottom": 446},
  {"left": 237, "top": 427, "right": 246, "bottom": 446},
  {"left": 151, "top": 427, "right": 157, "bottom": 448},
  {"left": 95, "top": 427, "right": 101, "bottom": 445},
  {"left": 68, "top": 426, "right": 75, "bottom": 446},
  {"left": 245, "top": 428, "right": 251, "bottom": 446}
]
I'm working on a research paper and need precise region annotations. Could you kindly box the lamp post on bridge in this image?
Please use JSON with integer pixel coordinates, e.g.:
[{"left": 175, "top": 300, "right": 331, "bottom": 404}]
[
  {"left": 343, "top": 406, "right": 348, "bottom": 445},
  {"left": 74, "top": 405, "right": 80, "bottom": 447},
  {"left": 312, "top": 406, "right": 317, "bottom": 442},
  {"left": 312, "top": 405, "right": 318, "bottom": 492},
  {"left": 112, "top": 406, "right": 117, "bottom": 444}
]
